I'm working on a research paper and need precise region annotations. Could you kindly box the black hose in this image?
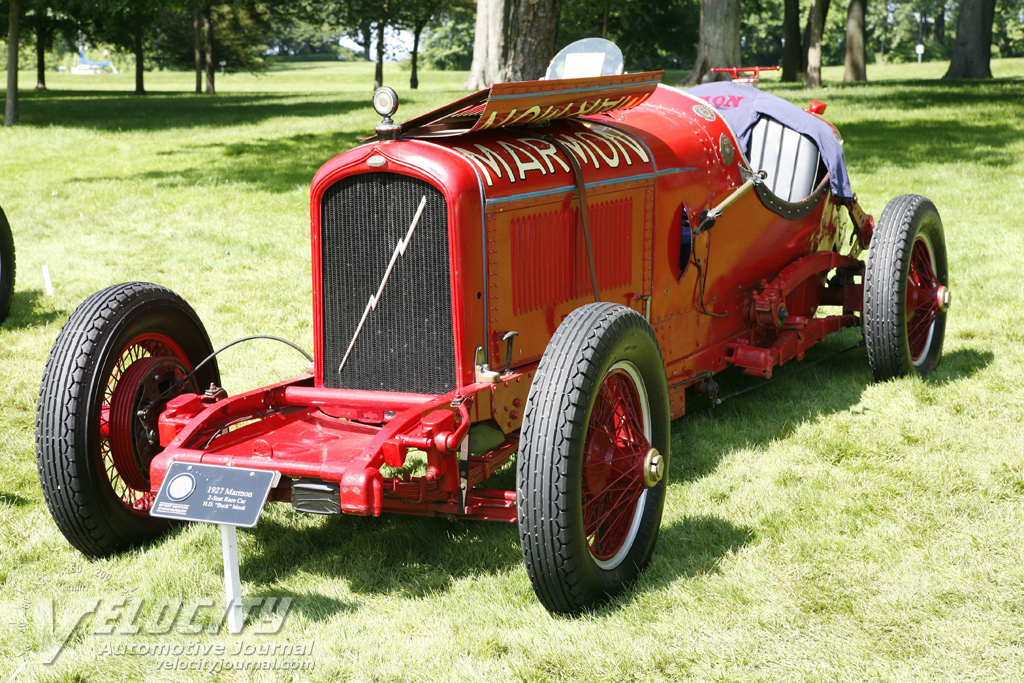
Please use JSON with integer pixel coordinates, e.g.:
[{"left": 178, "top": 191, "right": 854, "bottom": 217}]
[{"left": 184, "top": 334, "right": 313, "bottom": 385}]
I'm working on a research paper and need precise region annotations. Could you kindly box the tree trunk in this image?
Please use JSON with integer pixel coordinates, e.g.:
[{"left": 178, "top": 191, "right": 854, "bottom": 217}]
[
  {"left": 781, "top": 0, "right": 801, "bottom": 82},
  {"left": 35, "top": 20, "right": 47, "bottom": 91},
  {"left": 466, "top": 0, "right": 490, "bottom": 88},
  {"left": 504, "top": 0, "right": 563, "bottom": 82},
  {"left": 361, "top": 23, "right": 372, "bottom": 61},
  {"left": 133, "top": 10, "right": 146, "bottom": 95},
  {"left": 843, "top": 0, "right": 867, "bottom": 82},
  {"left": 194, "top": 5, "right": 203, "bottom": 94},
  {"left": 487, "top": 0, "right": 505, "bottom": 82},
  {"left": 410, "top": 25, "right": 423, "bottom": 90},
  {"left": 935, "top": 9, "right": 945, "bottom": 45},
  {"left": 802, "top": 0, "right": 830, "bottom": 74},
  {"left": 680, "top": 0, "right": 740, "bottom": 86},
  {"left": 466, "top": 0, "right": 507, "bottom": 89},
  {"left": 944, "top": 0, "right": 995, "bottom": 79},
  {"left": 5, "top": 0, "right": 20, "bottom": 126},
  {"left": 374, "top": 17, "right": 386, "bottom": 89},
  {"left": 204, "top": 9, "right": 215, "bottom": 95},
  {"left": 805, "top": 0, "right": 825, "bottom": 89}
]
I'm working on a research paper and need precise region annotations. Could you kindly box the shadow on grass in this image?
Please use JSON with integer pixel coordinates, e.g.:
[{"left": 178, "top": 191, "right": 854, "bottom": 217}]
[
  {"left": 243, "top": 513, "right": 521, "bottom": 600},
  {"left": 842, "top": 118, "right": 1020, "bottom": 170},
  {"left": 830, "top": 77, "right": 1024, "bottom": 109},
  {"left": 231, "top": 340, "right": 991, "bottom": 613},
  {"left": 595, "top": 515, "right": 755, "bottom": 615},
  {"left": 928, "top": 347, "right": 994, "bottom": 385},
  {"left": 762, "top": 77, "right": 1024, "bottom": 171},
  {"left": 17, "top": 90, "right": 368, "bottom": 132},
  {"left": 0, "top": 492, "right": 32, "bottom": 506},
  {"left": 248, "top": 587, "right": 356, "bottom": 623},
  {"left": 0, "top": 289, "right": 70, "bottom": 329},
  {"left": 670, "top": 331, "right": 992, "bottom": 483},
  {"left": 93, "top": 129, "right": 368, "bottom": 193},
  {"left": 765, "top": 76, "right": 1024, "bottom": 106},
  {"left": 243, "top": 507, "right": 752, "bottom": 616},
  {"left": 654, "top": 516, "right": 754, "bottom": 576}
]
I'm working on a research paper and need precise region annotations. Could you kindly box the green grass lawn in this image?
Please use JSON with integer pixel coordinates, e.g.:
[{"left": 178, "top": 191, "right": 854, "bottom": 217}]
[{"left": 2, "top": 59, "right": 1023, "bottom": 682}]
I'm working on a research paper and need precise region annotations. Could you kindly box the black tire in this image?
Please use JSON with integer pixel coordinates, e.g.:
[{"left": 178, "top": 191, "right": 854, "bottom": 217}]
[
  {"left": 36, "top": 282, "right": 220, "bottom": 557},
  {"left": 0, "top": 206, "right": 14, "bottom": 324},
  {"left": 517, "top": 303, "right": 670, "bottom": 614},
  {"left": 864, "top": 194, "right": 949, "bottom": 381}
]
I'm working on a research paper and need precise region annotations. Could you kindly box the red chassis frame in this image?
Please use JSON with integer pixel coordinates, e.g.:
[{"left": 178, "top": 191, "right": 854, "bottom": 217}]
[{"left": 149, "top": 80, "right": 879, "bottom": 525}]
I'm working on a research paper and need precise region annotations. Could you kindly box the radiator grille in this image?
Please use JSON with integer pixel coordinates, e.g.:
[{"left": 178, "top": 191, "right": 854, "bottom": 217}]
[{"left": 320, "top": 173, "right": 454, "bottom": 394}]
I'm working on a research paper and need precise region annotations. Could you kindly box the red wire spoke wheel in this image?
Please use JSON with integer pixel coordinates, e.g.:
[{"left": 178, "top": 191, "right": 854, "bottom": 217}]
[
  {"left": 864, "top": 195, "right": 949, "bottom": 380},
  {"left": 582, "top": 364, "right": 651, "bottom": 568},
  {"left": 904, "top": 235, "right": 944, "bottom": 364},
  {"left": 106, "top": 345, "right": 194, "bottom": 501},
  {"left": 37, "top": 283, "right": 219, "bottom": 557},
  {"left": 518, "top": 303, "right": 670, "bottom": 615}
]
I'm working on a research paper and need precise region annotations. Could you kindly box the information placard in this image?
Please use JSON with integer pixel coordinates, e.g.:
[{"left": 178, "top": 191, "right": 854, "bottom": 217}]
[{"left": 151, "top": 462, "right": 281, "bottom": 527}]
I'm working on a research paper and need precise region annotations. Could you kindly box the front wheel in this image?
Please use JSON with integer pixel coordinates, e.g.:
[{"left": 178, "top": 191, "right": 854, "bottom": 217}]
[
  {"left": 36, "top": 282, "right": 220, "bottom": 557},
  {"left": 517, "top": 303, "right": 670, "bottom": 614},
  {"left": 863, "top": 194, "right": 949, "bottom": 380}
]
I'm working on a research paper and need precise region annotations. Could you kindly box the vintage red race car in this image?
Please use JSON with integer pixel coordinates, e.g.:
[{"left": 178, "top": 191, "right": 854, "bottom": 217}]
[{"left": 37, "top": 42, "right": 949, "bottom": 614}]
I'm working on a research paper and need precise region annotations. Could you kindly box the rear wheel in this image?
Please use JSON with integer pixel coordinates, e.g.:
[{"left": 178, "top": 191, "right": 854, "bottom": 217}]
[
  {"left": 517, "top": 303, "right": 670, "bottom": 614},
  {"left": 36, "top": 282, "right": 220, "bottom": 557},
  {"left": 0, "top": 206, "right": 14, "bottom": 323},
  {"left": 864, "top": 194, "right": 949, "bottom": 380}
]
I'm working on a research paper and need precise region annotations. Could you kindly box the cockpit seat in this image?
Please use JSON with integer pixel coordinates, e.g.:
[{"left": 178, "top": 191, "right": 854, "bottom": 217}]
[
  {"left": 686, "top": 81, "right": 854, "bottom": 203},
  {"left": 748, "top": 116, "right": 826, "bottom": 203}
]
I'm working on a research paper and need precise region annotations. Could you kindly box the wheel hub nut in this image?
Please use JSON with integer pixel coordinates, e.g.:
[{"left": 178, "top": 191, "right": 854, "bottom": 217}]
[
  {"left": 643, "top": 448, "right": 665, "bottom": 488},
  {"left": 937, "top": 286, "right": 951, "bottom": 313}
]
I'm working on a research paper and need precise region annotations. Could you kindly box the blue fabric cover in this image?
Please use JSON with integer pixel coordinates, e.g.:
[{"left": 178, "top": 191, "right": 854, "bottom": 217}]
[{"left": 687, "top": 82, "right": 852, "bottom": 200}]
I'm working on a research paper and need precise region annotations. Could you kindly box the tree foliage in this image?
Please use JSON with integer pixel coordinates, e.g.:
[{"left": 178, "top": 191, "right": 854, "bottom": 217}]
[
  {"left": 560, "top": 0, "right": 699, "bottom": 70},
  {"left": 993, "top": 0, "right": 1024, "bottom": 56},
  {"left": 420, "top": 3, "right": 474, "bottom": 70},
  {"left": 266, "top": 14, "right": 347, "bottom": 58},
  {"left": 738, "top": 0, "right": 1006, "bottom": 69},
  {"left": 397, "top": 0, "right": 449, "bottom": 89},
  {"left": 151, "top": 2, "right": 280, "bottom": 75}
]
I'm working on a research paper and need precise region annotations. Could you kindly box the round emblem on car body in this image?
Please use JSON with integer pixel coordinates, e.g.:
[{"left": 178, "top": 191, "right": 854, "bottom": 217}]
[
  {"left": 693, "top": 104, "right": 716, "bottom": 122},
  {"left": 719, "top": 133, "right": 735, "bottom": 166}
]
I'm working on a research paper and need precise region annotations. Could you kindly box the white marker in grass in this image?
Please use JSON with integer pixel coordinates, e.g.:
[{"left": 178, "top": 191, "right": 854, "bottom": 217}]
[{"left": 42, "top": 265, "right": 53, "bottom": 296}]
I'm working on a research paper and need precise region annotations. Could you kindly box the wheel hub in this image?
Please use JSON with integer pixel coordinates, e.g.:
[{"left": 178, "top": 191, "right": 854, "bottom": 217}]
[
  {"left": 936, "top": 285, "right": 951, "bottom": 313},
  {"left": 643, "top": 448, "right": 664, "bottom": 488},
  {"left": 108, "top": 356, "right": 191, "bottom": 491}
]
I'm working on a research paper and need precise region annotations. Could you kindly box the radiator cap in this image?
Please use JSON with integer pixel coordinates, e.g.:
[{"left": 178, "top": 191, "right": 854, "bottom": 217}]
[{"left": 373, "top": 87, "right": 401, "bottom": 141}]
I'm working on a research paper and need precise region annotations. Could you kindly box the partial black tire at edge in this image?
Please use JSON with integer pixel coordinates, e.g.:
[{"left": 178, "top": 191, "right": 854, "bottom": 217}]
[{"left": 0, "top": 206, "right": 14, "bottom": 324}]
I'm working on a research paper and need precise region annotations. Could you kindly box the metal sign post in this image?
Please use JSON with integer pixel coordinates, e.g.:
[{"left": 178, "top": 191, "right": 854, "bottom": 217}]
[
  {"left": 152, "top": 462, "right": 281, "bottom": 635},
  {"left": 221, "top": 524, "right": 243, "bottom": 633}
]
